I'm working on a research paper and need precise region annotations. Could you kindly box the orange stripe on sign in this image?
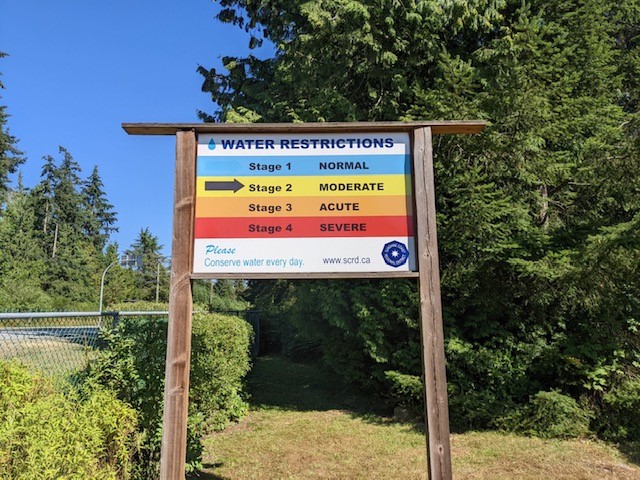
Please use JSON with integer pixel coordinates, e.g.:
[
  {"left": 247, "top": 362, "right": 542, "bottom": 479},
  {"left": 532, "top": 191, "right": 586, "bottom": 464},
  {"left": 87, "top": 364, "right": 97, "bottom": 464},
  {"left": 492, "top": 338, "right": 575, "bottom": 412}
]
[
  {"left": 195, "top": 195, "right": 414, "bottom": 218},
  {"left": 194, "top": 216, "right": 414, "bottom": 238}
]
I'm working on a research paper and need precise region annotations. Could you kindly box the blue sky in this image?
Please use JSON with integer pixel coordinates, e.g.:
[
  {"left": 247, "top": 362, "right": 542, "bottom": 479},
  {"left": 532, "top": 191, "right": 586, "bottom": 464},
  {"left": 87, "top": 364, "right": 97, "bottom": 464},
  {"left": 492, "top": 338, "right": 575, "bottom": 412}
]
[{"left": 1, "top": 1, "right": 270, "bottom": 256}]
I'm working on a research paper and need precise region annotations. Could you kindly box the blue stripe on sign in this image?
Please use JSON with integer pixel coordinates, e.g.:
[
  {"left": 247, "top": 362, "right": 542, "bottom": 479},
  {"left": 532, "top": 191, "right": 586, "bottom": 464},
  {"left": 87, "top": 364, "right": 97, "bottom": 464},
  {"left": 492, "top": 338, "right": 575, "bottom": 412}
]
[{"left": 196, "top": 154, "right": 411, "bottom": 177}]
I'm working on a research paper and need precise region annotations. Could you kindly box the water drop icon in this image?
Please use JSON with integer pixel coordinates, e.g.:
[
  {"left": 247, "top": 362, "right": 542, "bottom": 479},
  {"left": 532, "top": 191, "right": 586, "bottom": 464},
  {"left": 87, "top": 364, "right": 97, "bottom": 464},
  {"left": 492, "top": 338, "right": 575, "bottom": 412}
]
[{"left": 208, "top": 139, "right": 216, "bottom": 150}]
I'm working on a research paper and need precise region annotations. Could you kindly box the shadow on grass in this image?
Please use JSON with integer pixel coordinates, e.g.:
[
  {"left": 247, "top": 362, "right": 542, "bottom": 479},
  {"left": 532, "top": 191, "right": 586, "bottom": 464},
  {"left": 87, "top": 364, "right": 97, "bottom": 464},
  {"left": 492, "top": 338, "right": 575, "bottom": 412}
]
[
  {"left": 186, "top": 470, "right": 227, "bottom": 480},
  {"left": 249, "top": 356, "right": 439, "bottom": 438},
  {"left": 618, "top": 442, "right": 640, "bottom": 467},
  {"left": 192, "top": 356, "right": 407, "bottom": 479},
  {"left": 247, "top": 355, "right": 388, "bottom": 417}
]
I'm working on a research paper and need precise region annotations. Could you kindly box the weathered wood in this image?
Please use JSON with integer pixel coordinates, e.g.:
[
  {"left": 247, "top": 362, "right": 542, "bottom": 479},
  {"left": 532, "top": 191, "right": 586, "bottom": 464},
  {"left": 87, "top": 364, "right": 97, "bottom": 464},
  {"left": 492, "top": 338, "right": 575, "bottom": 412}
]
[
  {"left": 413, "top": 127, "right": 452, "bottom": 480},
  {"left": 122, "top": 120, "right": 486, "bottom": 136},
  {"left": 190, "top": 272, "right": 420, "bottom": 280},
  {"left": 159, "top": 129, "right": 197, "bottom": 480}
]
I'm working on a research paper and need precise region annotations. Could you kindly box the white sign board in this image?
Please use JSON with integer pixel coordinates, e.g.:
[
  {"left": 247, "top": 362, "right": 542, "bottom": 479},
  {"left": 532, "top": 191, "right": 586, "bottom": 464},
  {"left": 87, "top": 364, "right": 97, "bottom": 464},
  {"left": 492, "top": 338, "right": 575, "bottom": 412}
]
[{"left": 192, "top": 132, "right": 416, "bottom": 274}]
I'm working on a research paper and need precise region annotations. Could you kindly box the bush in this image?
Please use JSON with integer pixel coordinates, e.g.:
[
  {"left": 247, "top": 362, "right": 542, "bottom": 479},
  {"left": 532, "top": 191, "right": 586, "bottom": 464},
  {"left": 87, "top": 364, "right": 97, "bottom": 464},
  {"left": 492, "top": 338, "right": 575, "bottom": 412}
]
[
  {"left": 384, "top": 370, "right": 423, "bottom": 410},
  {"left": 497, "top": 390, "right": 593, "bottom": 439},
  {"left": 81, "top": 308, "right": 253, "bottom": 477},
  {"left": 595, "top": 378, "right": 640, "bottom": 441},
  {"left": 444, "top": 335, "right": 538, "bottom": 432},
  {"left": 191, "top": 312, "right": 253, "bottom": 432},
  {"left": 0, "top": 361, "right": 138, "bottom": 480}
]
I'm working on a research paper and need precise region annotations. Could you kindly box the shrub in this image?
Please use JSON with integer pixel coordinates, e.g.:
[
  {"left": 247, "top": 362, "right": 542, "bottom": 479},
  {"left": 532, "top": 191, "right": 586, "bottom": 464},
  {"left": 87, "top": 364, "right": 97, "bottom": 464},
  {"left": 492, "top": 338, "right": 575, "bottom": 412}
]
[
  {"left": 0, "top": 361, "right": 138, "bottom": 480},
  {"left": 595, "top": 378, "right": 640, "bottom": 441},
  {"left": 0, "top": 358, "right": 53, "bottom": 409},
  {"left": 384, "top": 370, "right": 423, "bottom": 410},
  {"left": 191, "top": 312, "right": 253, "bottom": 432},
  {"left": 497, "top": 390, "right": 592, "bottom": 439},
  {"left": 81, "top": 309, "right": 253, "bottom": 477},
  {"left": 445, "top": 335, "right": 536, "bottom": 431}
]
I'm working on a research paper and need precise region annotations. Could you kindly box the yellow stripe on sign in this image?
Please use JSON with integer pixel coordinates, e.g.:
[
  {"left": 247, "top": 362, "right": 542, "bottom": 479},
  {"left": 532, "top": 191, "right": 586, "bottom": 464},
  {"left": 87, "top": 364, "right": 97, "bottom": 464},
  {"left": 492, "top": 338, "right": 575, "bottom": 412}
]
[{"left": 197, "top": 175, "right": 412, "bottom": 197}]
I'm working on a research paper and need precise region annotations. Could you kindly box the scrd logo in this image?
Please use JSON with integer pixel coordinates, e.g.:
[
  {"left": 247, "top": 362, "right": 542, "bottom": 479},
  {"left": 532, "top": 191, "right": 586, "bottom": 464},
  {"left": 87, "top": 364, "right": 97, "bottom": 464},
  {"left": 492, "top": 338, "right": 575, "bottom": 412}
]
[{"left": 381, "top": 241, "right": 409, "bottom": 267}]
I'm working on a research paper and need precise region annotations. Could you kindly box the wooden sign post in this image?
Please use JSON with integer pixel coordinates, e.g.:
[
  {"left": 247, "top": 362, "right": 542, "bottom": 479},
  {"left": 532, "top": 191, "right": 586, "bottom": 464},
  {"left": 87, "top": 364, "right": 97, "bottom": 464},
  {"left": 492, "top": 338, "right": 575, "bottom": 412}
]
[
  {"left": 123, "top": 121, "right": 485, "bottom": 480},
  {"left": 160, "top": 130, "right": 196, "bottom": 479},
  {"left": 413, "top": 127, "right": 452, "bottom": 478}
]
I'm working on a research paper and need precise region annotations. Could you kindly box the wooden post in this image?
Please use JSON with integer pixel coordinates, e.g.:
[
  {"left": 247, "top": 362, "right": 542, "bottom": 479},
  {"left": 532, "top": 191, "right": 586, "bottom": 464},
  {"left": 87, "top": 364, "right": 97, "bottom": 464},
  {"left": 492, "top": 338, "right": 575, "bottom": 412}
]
[
  {"left": 160, "top": 129, "right": 196, "bottom": 480},
  {"left": 120, "top": 121, "right": 485, "bottom": 479},
  {"left": 413, "top": 127, "right": 453, "bottom": 480}
]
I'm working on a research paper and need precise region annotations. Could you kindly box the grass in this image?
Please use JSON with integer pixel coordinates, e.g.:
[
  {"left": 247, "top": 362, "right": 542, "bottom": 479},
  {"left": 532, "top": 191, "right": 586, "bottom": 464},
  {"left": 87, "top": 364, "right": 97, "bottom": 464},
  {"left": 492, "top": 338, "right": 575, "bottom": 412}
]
[
  {"left": 452, "top": 433, "right": 639, "bottom": 479},
  {"left": 0, "top": 338, "right": 97, "bottom": 381},
  {"left": 197, "top": 356, "right": 640, "bottom": 480}
]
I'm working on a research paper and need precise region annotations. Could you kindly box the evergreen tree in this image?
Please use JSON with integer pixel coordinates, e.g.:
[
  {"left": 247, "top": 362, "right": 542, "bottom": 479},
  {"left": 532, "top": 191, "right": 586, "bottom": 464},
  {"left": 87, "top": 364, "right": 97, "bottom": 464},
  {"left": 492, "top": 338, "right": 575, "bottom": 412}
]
[
  {"left": 42, "top": 222, "right": 101, "bottom": 308},
  {"left": 0, "top": 52, "right": 25, "bottom": 201},
  {"left": 53, "top": 146, "right": 84, "bottom": 230},
  {"left": 0, "top": 182, "right": 52, "bottom": 309},
  {"left": 29, "top": 148, "right": 105, "bottom": 307},
  {"left": 100, "top": 244, "right": 138, "bottom": 308},
  {"left": 81, "top": 165, "right": 118, "bottom": 250},
  {"left": 127, "top": 228, "right": 169, "bottom": 302},
  {"left": 32, "top": 147, "right": 86, "bottom": 257},
  {"left": 33, "top": 154, "right": 58, "bottom": 238},
  {"left": 205, "top": 0, "right": 640, "bottom": 433}
]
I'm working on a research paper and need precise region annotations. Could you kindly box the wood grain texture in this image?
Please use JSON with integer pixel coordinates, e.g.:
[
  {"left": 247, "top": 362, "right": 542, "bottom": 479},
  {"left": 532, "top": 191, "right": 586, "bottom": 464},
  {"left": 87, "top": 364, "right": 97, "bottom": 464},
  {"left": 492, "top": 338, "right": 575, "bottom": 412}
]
[
  {"left": 160, "top": 129, "right": 196, "bottom": 480},
  {"left": 122, "top": 120, "right": 486, "bottom": 136},
  {"left": 412, "top": 127, "right": 453, "bottom": 480}
]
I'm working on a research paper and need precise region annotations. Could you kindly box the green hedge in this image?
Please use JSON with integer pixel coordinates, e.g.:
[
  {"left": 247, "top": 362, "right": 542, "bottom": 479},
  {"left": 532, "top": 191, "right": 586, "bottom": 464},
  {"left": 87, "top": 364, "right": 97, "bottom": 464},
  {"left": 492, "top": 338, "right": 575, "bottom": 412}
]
[
  {"left": 0, "top": 361, "right": 139, "bottom": 480},
  {"left": 107, "top": 301, "right": 169, "bottom": 312},
  {"left": 81, "top": 308, "right": 253, "bottom": 477},
  {"left": 191, "top": 312, "right": 253, "bottom": 432}
]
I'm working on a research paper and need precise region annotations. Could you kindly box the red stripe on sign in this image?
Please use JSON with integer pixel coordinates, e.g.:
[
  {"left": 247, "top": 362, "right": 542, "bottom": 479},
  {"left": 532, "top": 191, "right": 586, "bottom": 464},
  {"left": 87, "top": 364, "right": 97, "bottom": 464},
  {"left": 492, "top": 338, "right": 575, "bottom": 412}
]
[{"left": 194, "top": 216, "right": 414, "bottom": 238}]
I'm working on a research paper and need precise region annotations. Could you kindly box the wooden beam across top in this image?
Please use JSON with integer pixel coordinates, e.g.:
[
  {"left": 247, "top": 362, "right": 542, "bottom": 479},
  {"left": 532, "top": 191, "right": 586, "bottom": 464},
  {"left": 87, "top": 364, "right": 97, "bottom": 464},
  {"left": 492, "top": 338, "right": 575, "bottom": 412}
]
[{"left": 122, "top": 120, "right": 486, "bottom": 136}]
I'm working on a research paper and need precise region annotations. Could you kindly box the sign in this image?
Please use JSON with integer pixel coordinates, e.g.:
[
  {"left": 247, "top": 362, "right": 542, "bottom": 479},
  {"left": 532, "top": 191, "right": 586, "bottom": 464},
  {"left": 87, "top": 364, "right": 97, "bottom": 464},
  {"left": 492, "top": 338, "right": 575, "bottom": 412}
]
[
  {"left": 124, "top": 121, "right": 486, "bottom": 480},
  {"left": 193, "top": 132, "right": 416, "bottom": 274}
]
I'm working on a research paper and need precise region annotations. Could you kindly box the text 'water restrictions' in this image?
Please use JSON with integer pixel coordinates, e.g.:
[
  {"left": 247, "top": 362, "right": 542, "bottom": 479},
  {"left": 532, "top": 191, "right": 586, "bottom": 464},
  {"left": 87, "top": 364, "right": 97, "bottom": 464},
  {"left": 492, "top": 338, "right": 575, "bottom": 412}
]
[{"left": 193, "top": 132, "right": 416, "bottom": 274}]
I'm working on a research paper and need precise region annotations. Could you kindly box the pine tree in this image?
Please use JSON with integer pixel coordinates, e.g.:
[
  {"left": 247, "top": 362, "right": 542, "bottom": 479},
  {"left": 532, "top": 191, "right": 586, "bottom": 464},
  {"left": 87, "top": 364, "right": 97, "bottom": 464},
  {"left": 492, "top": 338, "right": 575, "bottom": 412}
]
[
  {"left": 53, "top": 146, "right": 83, "bottom": 230},
  {"left": 127, "top": 228, "right": 169, "bottom": 302},
  {"left": 0, "top": 184, "right": 51, "bottom": 309},
  {"left": 34, "top": 154, "right": 58, "bottom": 237},
  {"left": 100, "top": 244, "right": 137, "bottom": 308},
  {"left": 29, "top": 147, "right": 105, "bottom": 307},
  {"left": 81, "top": 165, "right": 118, "bottom": 250},
  {"left": 203, "top": 0, "right": 640, "bottom": 432},
  {"left": 0, "top": 52, "right": 25, "bottom": 201},
  {"left": 32, "top": 147, "right": 85, "bottom": 257}
]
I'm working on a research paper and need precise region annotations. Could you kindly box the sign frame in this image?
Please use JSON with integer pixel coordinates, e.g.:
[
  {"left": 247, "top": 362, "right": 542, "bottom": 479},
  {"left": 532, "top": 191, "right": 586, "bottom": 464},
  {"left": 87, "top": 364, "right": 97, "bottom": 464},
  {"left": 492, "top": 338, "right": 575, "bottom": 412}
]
[{"left": 123, "top": 120, "right": 486, "bottom": 480}]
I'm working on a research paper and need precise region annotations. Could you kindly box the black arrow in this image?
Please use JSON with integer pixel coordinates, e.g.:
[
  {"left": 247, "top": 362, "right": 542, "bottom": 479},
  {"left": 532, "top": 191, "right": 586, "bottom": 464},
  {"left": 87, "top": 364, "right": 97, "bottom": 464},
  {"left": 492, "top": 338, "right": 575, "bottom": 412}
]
[{"left": 204, "top": 179, "right": 245, "bottom": 193}]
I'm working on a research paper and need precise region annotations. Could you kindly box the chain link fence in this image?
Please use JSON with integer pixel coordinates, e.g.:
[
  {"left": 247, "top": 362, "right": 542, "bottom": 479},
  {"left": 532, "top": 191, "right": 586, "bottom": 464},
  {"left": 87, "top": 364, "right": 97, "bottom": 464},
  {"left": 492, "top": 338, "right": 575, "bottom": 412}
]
[
  {"left": 0, "top": 309, "right": 260, "bottom": 383},
  {"left": 0, "top": 311, "right": 169, "bottom": 382}
]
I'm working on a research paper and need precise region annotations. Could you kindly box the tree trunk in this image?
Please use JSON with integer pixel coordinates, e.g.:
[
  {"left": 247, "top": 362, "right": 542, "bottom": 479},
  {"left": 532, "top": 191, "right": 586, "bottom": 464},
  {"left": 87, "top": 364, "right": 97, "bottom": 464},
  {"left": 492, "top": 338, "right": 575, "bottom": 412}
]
[
  {"left": 538, "top": 184, "right": 549, "bottom": 232},
  {"left": 51, "top": 222, "right": 58, "bottom": 258}
]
